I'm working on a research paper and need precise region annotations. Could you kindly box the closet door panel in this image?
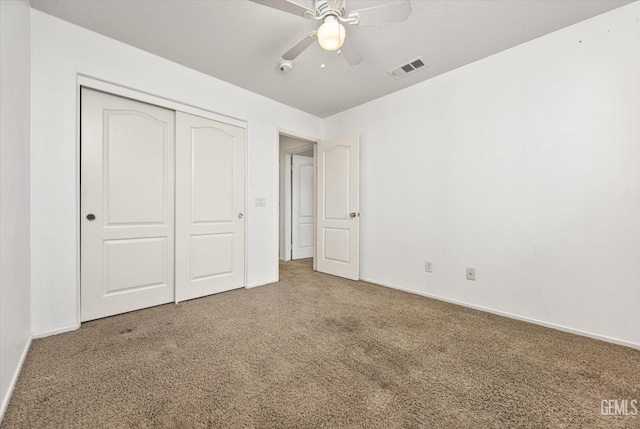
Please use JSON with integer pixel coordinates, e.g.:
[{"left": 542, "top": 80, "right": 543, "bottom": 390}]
[
  {"left": 81, "top": 88, "right": 175, "bottom": 322},
  {"left": 175, "top": 112, "right": 245, "bottom": 301}
]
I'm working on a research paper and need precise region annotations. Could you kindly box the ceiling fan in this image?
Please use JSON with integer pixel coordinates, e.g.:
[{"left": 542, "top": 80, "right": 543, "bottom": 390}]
[{"left": 250, "top": 0, "right": 412, "bottom": 66}]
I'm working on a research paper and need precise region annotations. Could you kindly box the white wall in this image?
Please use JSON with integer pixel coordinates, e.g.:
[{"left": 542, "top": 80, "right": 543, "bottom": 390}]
[
  {"left": 325, "top": 2, "right": 640, "bottom": 348},
  {"left": 0, "top": 0, "right": 32, "bottom": 418},
  {"left": 30, "top": 10, "right": 323, "bottom": 336}
]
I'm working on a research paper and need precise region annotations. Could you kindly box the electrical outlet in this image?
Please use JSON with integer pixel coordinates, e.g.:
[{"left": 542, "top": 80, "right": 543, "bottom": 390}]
[
  {"left": 425, "top": 261, "right": 433, "bottom": 273},
  {"left": 466, "top": 267, "right": 476, "bottom": 281}
]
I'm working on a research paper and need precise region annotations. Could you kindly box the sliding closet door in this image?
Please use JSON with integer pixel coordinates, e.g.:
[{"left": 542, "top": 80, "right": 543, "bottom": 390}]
[
  {"left": 175, "top": 112, "right": 245, "bottom": 302},
  {"left": 81, "top": 88, "right": 175, "bottom": 322}
]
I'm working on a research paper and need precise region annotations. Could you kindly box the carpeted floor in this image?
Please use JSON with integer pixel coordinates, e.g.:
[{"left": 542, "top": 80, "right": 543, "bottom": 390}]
[{"left": 2, "top": 259, "right": 639, "bottom": 428}]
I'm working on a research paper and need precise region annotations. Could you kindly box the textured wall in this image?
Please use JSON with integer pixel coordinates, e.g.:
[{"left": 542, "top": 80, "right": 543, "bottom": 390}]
[
  {"left": 325, "top": 3, "right": 640, "bottom": 348},
  {"left": 0, "top": 0, "right": 32, "bottom": 419}
]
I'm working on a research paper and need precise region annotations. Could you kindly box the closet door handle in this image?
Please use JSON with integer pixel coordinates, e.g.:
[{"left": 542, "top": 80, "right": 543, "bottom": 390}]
[
  {"left": 87, "top": 214, "right": 96, "bottom": 221},
  {"left": 238, "top": 213, "right": 244, "bottom": 219}
]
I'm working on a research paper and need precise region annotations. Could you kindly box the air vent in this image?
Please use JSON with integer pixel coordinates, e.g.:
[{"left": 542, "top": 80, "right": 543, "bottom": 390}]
[{"left": 388, "top": 56, "right": 429, "bottom": 79}]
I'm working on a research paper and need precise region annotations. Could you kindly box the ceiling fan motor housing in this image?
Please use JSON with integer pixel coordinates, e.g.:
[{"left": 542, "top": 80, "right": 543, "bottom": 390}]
[{"left": 315, "top": 0, "right": 346, "bottom": 19}]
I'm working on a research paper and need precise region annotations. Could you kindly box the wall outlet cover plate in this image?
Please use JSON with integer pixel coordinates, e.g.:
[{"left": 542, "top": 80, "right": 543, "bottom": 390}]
[
  {"left": 425, "top": 261, "right": 433, "bottom": 273},
  {"left": 466, "top": 267, "right": 476, "bottom": 281}
]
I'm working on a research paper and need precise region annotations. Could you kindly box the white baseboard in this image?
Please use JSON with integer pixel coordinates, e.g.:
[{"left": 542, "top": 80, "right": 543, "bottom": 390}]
[
  {"left": 32, "top": 323, "right": 80, "bottom": 339},
  {"left": 0, "top": 336, "right": 32, "bottom": 423},
  {"left": 360, "top": 277, "right": 640, "bottom": 351}
]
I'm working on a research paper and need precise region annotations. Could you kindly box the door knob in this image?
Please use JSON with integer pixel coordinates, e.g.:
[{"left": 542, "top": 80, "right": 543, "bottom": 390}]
[
  {"left": 238, "top": 213, "right": 244, "bottom": 219},
  {"left": 350, "top": 212, "right": 360, "bottom": 218},
  {"left": 87, "top": 214, "right": 96, "bottom": 221}
]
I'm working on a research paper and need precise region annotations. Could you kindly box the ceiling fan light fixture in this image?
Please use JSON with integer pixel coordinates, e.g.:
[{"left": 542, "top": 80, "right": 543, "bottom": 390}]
[{"left": 317, "top": 16, "right": 345, "bottom": 51}]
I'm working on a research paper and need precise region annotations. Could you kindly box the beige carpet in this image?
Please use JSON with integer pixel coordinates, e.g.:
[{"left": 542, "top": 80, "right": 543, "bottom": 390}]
[{"left": 2, "top": 259, "right": 639, "bottom": 428}]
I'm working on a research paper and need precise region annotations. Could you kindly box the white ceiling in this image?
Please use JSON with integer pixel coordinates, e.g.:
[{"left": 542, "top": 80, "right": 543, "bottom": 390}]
[{"left": 30, "top": 0, "right": 633, "bottom": 117}]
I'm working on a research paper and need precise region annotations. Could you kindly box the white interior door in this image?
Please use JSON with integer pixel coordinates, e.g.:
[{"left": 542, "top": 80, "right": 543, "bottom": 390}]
[
  {"left": 316, "top": 133, "right": 360, "bottom": 280},
  {"left": 81, "top": 88, "right": 175, "bottom": 322},
  {"left": 175, "top": 112, "right": 245, "bottom": 302},
  {"left": 292, "top": 154, "right": 314, "bottom": 259}
]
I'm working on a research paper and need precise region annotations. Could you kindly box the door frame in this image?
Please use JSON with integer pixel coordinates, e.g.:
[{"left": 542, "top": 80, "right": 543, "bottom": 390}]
[
  {"left": 76, "top": 74, "right": 249, "bottom": 324},
  {"left": 276, "top": 129, "right": 319, "bottom": 280}
]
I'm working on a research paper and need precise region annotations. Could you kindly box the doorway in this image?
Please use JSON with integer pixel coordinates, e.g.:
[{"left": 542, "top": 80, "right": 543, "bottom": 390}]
[
  {"left": 278, "top": 133, "right": 316, "bottom": 265},
  {"left": 277, "top": 131, "right": 361, "bottom": 281}
]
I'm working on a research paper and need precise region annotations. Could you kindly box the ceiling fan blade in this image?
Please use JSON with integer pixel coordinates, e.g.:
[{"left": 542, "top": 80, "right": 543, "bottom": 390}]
[
  {"left": 340, "top": 37, "right": 362, "bottom": 66},
  {"left": 348, "top": 0, "right": 412, "bottom": 26},
  {"left": 282, "top": 31, "right": 318, "bottom": 60},
  {"left": 249, "top": 0, "right": 316, "bottom": 18}
]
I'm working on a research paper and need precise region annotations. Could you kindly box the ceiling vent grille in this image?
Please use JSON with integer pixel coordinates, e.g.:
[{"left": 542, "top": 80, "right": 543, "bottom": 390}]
[{"left": 388, "top": 56, "right": 428, "bottom": 79}]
